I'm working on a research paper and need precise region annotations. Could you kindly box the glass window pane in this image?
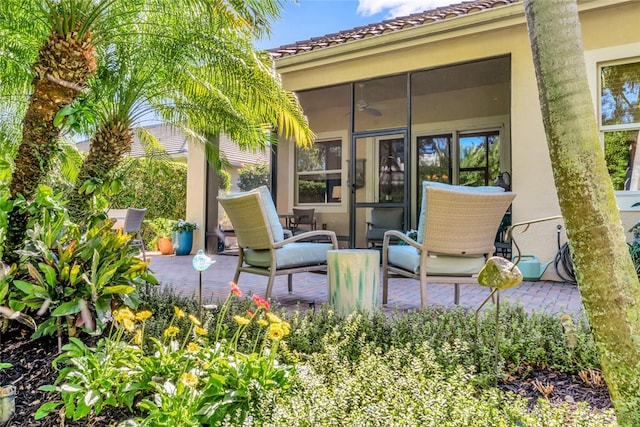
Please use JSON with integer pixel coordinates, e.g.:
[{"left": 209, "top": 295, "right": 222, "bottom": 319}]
[
  {"left": 379, "top": 137, "right": 404, "bottom": 203},
  {"left": 459, "top": 134, "right": 487, "bottom": 169},
  {"left": 605, "top": 130, "right": 640, "bottom": 190},
  {"left": 459, "top": 170, "right": 486, "bottom": 187},
  {"left": 417, "top": 135, "right": 451, "bottom": 184},
  {"left": 601, "top": 61, "right": 640, "bottom": 126},
  {"left": 297, "top": 140, "right": 341, "bottom": 172},
  {"left": 489, "top": 134, "right": 501, "bottom": 182},
  {"left": 296, "top": 139, "right": 342, "bottom": 204},
  {"left": 297, "top": 173, "right": 341, "bottom": 203}
]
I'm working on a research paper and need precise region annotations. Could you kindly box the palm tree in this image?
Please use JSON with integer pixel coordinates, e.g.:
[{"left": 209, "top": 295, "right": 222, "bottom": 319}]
[
  {"left": 0, "top": 0, "right": 121, "bottom": 264},
  {"left": 524, "top": 0, "right": 640, "bottom": 422},
  {"left": 0, "top": 0, "right": 311, "bottom": 263},
  {"left": 66, "top": 0, "right": 311, "bottom": 221}
]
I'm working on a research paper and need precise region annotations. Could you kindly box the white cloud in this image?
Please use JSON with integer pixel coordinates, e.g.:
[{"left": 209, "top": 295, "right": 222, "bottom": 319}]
[{"left": 357, "top": 0, "right": 456, "bottom": 18}]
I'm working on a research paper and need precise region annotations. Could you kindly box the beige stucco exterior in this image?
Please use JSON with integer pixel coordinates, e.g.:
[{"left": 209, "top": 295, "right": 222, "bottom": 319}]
[{"left": 188, "top": 0, "right": 640, "bottom": 279}]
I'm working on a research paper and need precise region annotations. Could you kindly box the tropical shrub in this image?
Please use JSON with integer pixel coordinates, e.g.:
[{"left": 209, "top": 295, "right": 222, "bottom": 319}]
[
  {"left": 109, "top": 157, "right": 187, "bottom": 245},
  {"left": 14, "top": 208, "right": 156, "bottom": 342},
  {"left": 237, "top": 162, "right": 269, "bottom": 191},
  {"left": 218, "top": 168, "right": 231, "bottom": 192}
]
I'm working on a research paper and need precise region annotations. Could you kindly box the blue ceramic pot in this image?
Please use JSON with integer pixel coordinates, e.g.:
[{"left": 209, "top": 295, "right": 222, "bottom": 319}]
[{"left": 173, "top": 230, "right": 193, "bottom": 256}]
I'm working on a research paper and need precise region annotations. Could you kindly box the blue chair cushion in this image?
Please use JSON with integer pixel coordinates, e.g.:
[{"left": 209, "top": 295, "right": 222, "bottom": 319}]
[
  {"left": 417, "top": 182, "right": 505, "bottom": 244},
  {"left": 387, "top": 245, "right": 486, "bottom": 276},
  {"left": 244, "top": 242, "right": 334, "bottom": 269}
]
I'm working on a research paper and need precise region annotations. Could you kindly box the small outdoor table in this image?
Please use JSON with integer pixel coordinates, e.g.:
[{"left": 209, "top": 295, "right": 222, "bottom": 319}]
[{"left": 327, "top": 249, "right": 380, "bottom": 316}]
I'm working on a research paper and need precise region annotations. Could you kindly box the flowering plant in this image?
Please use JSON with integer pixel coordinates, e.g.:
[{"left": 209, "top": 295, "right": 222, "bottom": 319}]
[
  {"left": 38, "top": 283, "right": 292, "bottom": 425},
  {"left": 171, "top": 219, "right": 198, "bottom": 232}
]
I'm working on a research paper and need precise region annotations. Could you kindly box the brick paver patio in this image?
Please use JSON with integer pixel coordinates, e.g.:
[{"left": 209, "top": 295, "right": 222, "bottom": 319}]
[{"left": 145, "top": 251, "right": 584, "bottom": 316}]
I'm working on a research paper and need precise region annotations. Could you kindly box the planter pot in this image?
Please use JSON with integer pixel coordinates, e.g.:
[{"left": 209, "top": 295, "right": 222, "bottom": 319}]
[
  {"left": 173, "top": 231, "right": 193, "bottom": 256},
  {"left": 156, "top": 237, "right": 174, "bottom": 255},
  {"left": 0, "top": 385, "right": 15, "bottom": 423}
]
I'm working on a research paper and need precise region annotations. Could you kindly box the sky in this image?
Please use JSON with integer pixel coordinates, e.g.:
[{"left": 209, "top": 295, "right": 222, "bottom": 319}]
[{"left": 254, "top": 0, "right": 458, "bottom": 50}]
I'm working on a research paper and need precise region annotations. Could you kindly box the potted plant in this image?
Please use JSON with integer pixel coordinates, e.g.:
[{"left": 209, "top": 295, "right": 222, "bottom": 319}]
[
  {"left": 146, "top": 218, "right": 175, "bottom": 255},
  {"left": 171, "top": 219, "right": 198, "bottom": 256}
]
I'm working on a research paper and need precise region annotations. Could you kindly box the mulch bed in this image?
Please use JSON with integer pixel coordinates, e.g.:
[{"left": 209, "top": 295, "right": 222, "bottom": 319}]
[
  {"left": 0, "top": 329, "right": 128, "bottom": 427},
  {"left": 0, "top": 327, "right": 613, "bottom": 426},
  {"left": 498, "top": 365, "right": 613, "bottom": 414}
]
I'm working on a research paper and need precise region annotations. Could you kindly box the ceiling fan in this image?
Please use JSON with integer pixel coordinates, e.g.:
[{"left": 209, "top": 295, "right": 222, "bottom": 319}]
[{"left": 355, "top": 83, "right": 382, "bottom": 116}]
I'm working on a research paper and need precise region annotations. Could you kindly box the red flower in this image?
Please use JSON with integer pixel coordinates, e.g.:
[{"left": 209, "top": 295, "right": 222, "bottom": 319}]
[
  {"left": 252, "top": 294, "right": 270, "bottom": 311},
  {"left": 229, "top": 281, "right": 242, "bottom": 297},
  {"left": 246, "top": 309, "right": 255, "bottom": 318}
]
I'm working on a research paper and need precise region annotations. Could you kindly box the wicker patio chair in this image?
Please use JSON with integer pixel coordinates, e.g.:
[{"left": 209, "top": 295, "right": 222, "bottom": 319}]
[
  {"left": 382, "top": 182, "right": 515, "bottom": 307},
  {"left": 123, "top": 208, "right": 147, "bottom": 261},
  {"left": 218, "top": 186, "right": 338, "bottom": 300}
]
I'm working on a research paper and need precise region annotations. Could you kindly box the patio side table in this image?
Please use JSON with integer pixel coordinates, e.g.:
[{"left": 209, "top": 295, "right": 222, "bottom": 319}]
[{"left": 327, "top": 249, "right": 379, "bottom": 316}]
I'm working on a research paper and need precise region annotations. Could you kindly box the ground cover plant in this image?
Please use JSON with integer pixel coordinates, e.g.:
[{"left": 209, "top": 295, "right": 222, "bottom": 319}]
[{"left": 0, "top": 283, "right": 615, "bottom": 426}]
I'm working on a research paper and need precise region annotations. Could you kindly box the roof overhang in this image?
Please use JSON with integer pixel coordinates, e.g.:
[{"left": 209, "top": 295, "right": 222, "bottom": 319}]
[{"left": 273, "top": 0, "right": 629, "bottom": 77}]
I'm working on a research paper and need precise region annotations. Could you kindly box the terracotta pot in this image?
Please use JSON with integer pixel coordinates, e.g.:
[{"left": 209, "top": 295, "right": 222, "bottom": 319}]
[{"left": 156, "top": 237, "right": 174, "bottom": 255}]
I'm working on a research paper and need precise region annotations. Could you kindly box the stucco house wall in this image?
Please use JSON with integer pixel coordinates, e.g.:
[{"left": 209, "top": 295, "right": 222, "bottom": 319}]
[{"left": 188, "top": 0, "right": 640, "bottom": 277}]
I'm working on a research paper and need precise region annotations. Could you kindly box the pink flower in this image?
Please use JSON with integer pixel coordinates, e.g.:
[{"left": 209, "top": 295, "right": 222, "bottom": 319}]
[
  {"left": 229, "top": 282, "right": 242, "bottom": 297},
  {"left": 252, "top": 294, "right": 270, "bottom": 311}
]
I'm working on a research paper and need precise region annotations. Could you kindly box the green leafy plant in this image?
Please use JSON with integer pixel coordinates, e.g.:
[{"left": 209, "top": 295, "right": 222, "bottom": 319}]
[
  {"left": 171, "top": 219, "right": 198, "bottom": 233},
  {"left": 237, "top": 162, "right": 269, "bottom": 192},
  {"left": 146, "top": 217, "right": 175, "bottom": 239},
  {"left": 38, "top": 284, "right": 293, "bottom": 425},
  {"left": 14, "top": 209, "right": 157, "bottom": 345}
]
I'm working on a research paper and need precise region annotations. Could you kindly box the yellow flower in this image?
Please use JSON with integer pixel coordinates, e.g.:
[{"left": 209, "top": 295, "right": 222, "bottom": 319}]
[
  {"left": 135, "top": 310, "right": 152, "bottom": 321},
  {"left": 113, "top": 307, "right": 134, "bottom": 323},
  {"left": 268, "top": 324, "right": 284, "bottom": 341},
  {"left": 123, "top": 318, "right": 136, "bottom": 333},
  {"left": 266, "top": 312, "right": 282, "bottom": 324},
  {"left": 257, "top": 319, "right": 268, "bottom": 327},
  {"left": 281, "top": 321, "right": 291, "bottom": 336},
  {"left": 186, "top": 342, "right": 200, "bottom": 353},
  {"left": 134, "top": 330, "right": 143, "bottom": 346},
  {"left": 233, "top": 315, "right": 251, "bottom": 326},
  {"left": 174, "top": 306, "right": 186, "bottom": 318},
  {"left": 194, "top": 326, "right": 208, "bottom": 336},
  {"left": 180, "top": 372, "right": 199, "bottom": 388},
  {"left": 188, "top": 314, "right": 201, "bottom": 326},
  {"left": 163, "top": 326, "right": 180, "bottom": 337}
]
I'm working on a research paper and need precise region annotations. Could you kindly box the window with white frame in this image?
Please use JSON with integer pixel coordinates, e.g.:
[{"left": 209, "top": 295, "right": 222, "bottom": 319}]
[
  {"left": 601, "top": 59, "right": 640, "bottom": 191},
  {"left": 296, "top": 139, "right": 342, "bottom": 204}
]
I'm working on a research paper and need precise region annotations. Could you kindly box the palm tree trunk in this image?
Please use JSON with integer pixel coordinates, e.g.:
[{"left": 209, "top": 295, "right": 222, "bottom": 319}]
[
  {"left": 4, "top": 28, "right": 95, "bottom": 264},
  {"left": 524, "top": 0, "right": 640, "bottom": 423},
  {"left": 67, "top": 119, "right": 133, "bottom": 222}
]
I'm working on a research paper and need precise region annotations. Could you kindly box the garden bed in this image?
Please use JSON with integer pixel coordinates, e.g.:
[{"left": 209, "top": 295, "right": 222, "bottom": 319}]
[{"left": 0, "top": 326, "right": 613, "bottom": 426}]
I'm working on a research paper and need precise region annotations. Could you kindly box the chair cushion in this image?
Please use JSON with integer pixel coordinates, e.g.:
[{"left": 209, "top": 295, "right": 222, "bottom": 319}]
[
  {"left": 367, "top": 228, "right": 388, "bottom": 242},
  {"left": 244, "top": 242, "right": 333, "bottom": 269},
  {"left": 387, "top": 245, "right": 486, "bottom": 276},
  {"left": 371, "top": 207, "right": 403, "bottom": 228},
  {"left": 251, "top": 186, "right": 285, "bottom": 242},
  {"left": 417, "top": 182, "right": 505, "bottom": 244}
]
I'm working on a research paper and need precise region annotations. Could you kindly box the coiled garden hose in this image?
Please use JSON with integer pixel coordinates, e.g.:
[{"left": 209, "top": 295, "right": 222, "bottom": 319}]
[{"left": 554, "top": 224, "right": 577, "bottom": 285}]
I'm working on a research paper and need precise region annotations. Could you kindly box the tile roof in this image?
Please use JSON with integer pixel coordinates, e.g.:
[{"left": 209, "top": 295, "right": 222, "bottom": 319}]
[{"left": 268, "top": 0, "right": 521, "bottom": 59}]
